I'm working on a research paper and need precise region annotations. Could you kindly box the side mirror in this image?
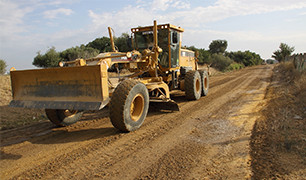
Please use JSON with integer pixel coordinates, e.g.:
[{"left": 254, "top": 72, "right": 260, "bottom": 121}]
[{"left": 172, "top": 31, "right": 178, "bottom": 44}]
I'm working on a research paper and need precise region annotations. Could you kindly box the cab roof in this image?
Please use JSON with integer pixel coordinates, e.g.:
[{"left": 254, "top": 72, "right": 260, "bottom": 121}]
[{"left": 131, "top": 23, "right": 184, "bottom": 33}]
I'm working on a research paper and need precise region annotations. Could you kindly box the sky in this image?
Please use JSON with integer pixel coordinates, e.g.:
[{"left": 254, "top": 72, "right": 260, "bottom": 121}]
[{"left": 0, "top": 0, "right": 306, "bottom": 71}]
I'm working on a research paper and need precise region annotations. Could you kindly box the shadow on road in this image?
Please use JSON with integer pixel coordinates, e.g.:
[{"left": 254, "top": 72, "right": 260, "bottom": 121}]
[{"left": 0, "top": 150, "right": 22, "bottom": 160}]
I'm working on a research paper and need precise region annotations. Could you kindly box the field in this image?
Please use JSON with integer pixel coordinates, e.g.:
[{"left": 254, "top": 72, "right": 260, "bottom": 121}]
[{"left": 0, "top": 64, "right": 305, "bottom": 179}]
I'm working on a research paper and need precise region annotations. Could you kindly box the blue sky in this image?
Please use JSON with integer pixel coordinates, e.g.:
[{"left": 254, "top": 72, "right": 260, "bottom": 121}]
[{"left": 1, "top": 0, "right": 306, "bottom": 70}]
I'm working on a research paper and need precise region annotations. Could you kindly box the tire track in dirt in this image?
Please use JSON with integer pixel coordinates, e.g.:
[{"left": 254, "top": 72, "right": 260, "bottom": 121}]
[
  {"left": 28, "top": 68, "right": 258, "bottom": 179},
  {"left": 0, "top": 113, "right": 117, "bottom": 178},
  {"left": 135, "top": 66, "right": 272, "bottom": 179},
  {"left": 1, "top": 68, "right": 249, "bottom": 179},
  {"left": 29, "top": 68, "right": 265, "bottom": 178},
  {"left": 0, "top": 66, "right": 273, "bottom": 179}
]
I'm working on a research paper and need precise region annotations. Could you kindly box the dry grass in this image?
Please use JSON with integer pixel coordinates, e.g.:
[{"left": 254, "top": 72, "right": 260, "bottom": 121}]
[{"left": 0, "top": 75, "right": 12, "bottom": 106}]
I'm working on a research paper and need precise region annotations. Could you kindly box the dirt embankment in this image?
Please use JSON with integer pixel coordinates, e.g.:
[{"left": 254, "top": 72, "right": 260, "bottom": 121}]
[
  {"left": 250, "top": 62, "right": 306, "bottom": 179},
  {"left": 0, "top": 65, "right": 304, "bottom": 179}
]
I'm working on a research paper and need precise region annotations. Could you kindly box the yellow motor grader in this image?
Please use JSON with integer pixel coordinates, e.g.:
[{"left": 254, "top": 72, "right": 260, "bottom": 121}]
[{"left": 9, "top": 21, "right": 209, "bottom": 132}]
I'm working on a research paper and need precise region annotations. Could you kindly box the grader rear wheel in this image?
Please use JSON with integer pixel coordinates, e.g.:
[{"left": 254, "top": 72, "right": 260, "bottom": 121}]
[
  {"left": 45, "top": 109, "right": 83, "bottom": 126},
  {"left": 109, "top": 79, "right": 149, "bottom": 132},
  {"left": 185, "top": 70, "right": 202, "bottom": 100},
  {"left": 199, "top": 70, "right": 209, "bottom": 96}
]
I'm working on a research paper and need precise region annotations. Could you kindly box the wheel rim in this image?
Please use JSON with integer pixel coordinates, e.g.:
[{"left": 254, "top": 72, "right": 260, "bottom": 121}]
[
  {"left": 63, "top": 110, "right": 78, "bottom": 118},
  {"left": 196, "top": 78, "right": 201, "bottom": 93},
  {"left": 204, "top": 76, "right": 208, "bottom": 90},
  {"left": 130, "top": 93, "right": 145, "bottom": 122}
]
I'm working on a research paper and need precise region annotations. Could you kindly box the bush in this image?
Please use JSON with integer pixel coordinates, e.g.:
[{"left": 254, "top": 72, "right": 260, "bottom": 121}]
[
  {"left": 198, "top": 49, "right": 212, "bottom": 64},
  {"left": 226, "top": 63, "right": 245, "bottom": 71},
  {"left": 0, "top": 59, "right": 7, "bottom": 74},
  {"left": 211, "top": 54, "right": 233, "bottom": 72},
  {"left": 226, "top": 50, "right": 262, "bottom": 66},
  {"left": 186, "top": 46, "right": 212, "bottom": 64}
]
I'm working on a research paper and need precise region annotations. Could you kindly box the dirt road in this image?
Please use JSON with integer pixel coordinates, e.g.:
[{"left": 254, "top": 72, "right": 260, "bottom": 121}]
[{"left": 0, "top": 65, "right": 273, "bottom": 179}]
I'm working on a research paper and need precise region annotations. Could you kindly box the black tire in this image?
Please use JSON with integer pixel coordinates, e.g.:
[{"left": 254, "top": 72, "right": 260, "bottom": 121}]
[
  {"left": 185, "top": 70, "right": 201, "bottom": 100},
  {"left": 199, "top": 70, "right": 209, "bottom": 96},
  {"left": 45, "top": 109, "right": 83, "bottom": 126},
  {"left": 109, "top": 79, "right": 149, "bottom": 132}
]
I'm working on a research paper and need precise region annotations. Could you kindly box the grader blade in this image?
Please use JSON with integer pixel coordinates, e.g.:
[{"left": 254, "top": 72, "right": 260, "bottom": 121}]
[
  {"left": 150, "top": 99, "right": 179, "bottom": 112},
  {"left": 9, "top": 64, "right": 109, "bottom": 110}
]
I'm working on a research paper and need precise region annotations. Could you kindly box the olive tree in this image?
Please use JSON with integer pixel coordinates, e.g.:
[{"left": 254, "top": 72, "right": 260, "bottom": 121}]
[
  {"left": 272, "top": 43, "right": 295, "bottom": 62},
  {"left": 33, "top": 47, "right": 61, "bottom": 68},
  {"left": 0, "top": 59, "right": 8, "bottom": 74},
  {"left": 209, "top": 40, "right": 228, "bottom": 54}
]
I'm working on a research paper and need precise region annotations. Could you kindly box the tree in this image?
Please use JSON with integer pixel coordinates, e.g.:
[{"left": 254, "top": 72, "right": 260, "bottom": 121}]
[
  {"left": 114, "top": 33, "right": 133, "bottom": 52},
  {"left": 272, "top": 43, "right": 295, "bottom": 62},
  {"left": 86, "top": 36, "right": 112, "bottom": 53},
  {"left": 60, "top": 45, "right": 99, "bottom": 61},
  {"left": 0, "top": 59, "right": 7, "bottom": 74},
  {"left": 33, "top": 45, "right": 100, "bottom": 68},
  {"left": 187, "top": 46, "right": 197, "bottom": 52},
  {"left": 33, "top": 47, "right": 62, "bottom": 68},
  {"left": 86, "top": 33, "right": 131, "bottom": 53},
  {"left": 209, "top": 40, "right": 228, "bottom": 54}
]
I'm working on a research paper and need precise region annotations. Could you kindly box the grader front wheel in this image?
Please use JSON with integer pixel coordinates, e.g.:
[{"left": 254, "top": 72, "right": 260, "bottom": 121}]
[
  {"left": 45, "top": 109, "right": 83, "bottom": 126},
  {"left": 109, "top": 79, "right": 149, "bottom": 132}
]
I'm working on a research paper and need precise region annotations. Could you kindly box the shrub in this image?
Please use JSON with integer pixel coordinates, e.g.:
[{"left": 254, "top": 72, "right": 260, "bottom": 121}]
[
  {"left": 226, "top": 63, "right": 244, "bottom": 71},
  {"left": 0, "top": 59, "right": 7, "bottom": 74},
  {"left": 211, "top": 54, "right": 233, "bottom": 72},
  {"left": 226, "top": 50, "right": 262, "bottom": 66}
]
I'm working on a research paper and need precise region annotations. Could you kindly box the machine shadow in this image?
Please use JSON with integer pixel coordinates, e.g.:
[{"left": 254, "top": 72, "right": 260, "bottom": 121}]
[
  {"left": 1, "top": 97, "right": 184, "bottom": 147},
  {"left": 30, "top": 126, "right": 118, "bottom": 145},
  {"left": 30, "top": 104, "right": 178, "bottom": 145}
]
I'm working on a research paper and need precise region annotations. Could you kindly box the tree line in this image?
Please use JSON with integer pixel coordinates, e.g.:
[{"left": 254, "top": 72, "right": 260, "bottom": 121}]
[
  {"left": 32, "top": 35, "right": 265, "bottom": 72},
  {"left": 186, "top": 39, "right": 264, "bottom": 71},
  {"left": 1, "top": 33, "right": 294, "bottom": 74},
  {"left": 32, "top": 33, "right": 132, "bottom": 68}
]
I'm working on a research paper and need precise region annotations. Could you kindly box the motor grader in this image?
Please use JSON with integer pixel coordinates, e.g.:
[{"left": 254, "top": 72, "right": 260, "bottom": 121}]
[{"left": 9, "top": 21, "right": 209, "bottom": 132}]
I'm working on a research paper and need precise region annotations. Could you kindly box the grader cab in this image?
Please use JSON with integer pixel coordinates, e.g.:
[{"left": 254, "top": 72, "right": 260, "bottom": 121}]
[{"left": 10, "top": 21, "right": 209, "bottom": 132}]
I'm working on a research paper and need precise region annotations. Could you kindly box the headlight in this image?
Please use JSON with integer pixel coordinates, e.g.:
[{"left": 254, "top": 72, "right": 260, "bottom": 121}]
[
  {"left": 126, "top": 52, "right": 132, "bottom": 58},
  {"left": 59, "top": 61, "right": 64, "bottom": 67}
]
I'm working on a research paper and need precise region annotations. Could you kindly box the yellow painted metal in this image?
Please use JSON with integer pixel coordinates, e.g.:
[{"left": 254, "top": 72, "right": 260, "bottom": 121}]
[
  {"left": 130, "top": 93, "right": 145, "bottom": 122},
  {"left": 10, "top": 63, "right": 109, "bottom": 110},
  {"left": 180, "top": 48, "right": 196, "bottom": 69},
  {"left": 196, "top": 78, "right": 201, "bottom": 93},
  {"left": 142, "top": 81, "right": 170, "bottom": 99},
  {"left": 108, "top": 27, "right": 117, "bottom": 52},
  {"left": 131, "top": 23, "right": 184, "bottom": 33},
  {"left": 138, "top": 77, "right": 163, "bottom": 84}
]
